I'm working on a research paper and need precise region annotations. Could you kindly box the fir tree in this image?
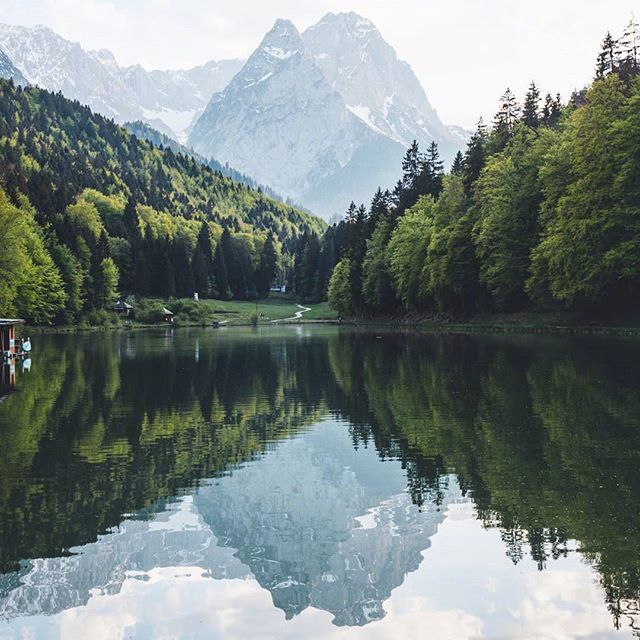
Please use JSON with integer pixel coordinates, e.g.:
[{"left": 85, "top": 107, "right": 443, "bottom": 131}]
[
  {"left": 212, "top": 228, "right": 232, "bottom": 300},
  {"left": 255, "top": 233, "right": 277, "bottom": 297},
  {"left": 522, "top": 81, "right": 541, "bottom": 129},
  {"left": 451, "top": 151, "right": 465, "bottom": 175}
]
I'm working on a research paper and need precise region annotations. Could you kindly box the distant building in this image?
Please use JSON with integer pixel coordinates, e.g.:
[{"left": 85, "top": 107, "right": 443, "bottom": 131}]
[
  {"left": 162, "top": 308, "right": 174, "bottom": 323},
  {"left": 113, "top": 300, "right": 134, "bottom": 317},
  {"left": 1, "top": 319, "right": 25, "bottom": 358},
  {"left": 1, "top": 318, "right": 25, "bottom": 395}
]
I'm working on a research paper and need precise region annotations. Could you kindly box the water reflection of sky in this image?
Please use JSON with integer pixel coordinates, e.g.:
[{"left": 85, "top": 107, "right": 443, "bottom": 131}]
[{"left": 0, "top": 419, "right": 630, "bottom": 640}]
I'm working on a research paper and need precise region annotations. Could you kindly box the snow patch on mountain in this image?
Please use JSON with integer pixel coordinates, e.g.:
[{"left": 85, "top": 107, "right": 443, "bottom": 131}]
[
  {"left": 0, "top": 22, "right": 243, "bottom": 139},
  {"left": 190, "top": 12, "right": 466, "bottom": 218}
]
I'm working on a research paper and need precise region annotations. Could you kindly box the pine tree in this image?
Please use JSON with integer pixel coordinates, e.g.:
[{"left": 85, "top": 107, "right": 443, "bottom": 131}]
[
  {"left": 618, "top": 15, "right": 640, "bottom": 80},
  {"left": 401, "top": 140, "right": 421, "bottom": 192},
  {"left": 212, "top": 228, "right": 232, "bottom": 300},
  {"left": 191, "top": 222, "right": 214, "bottom": 297},
  {"left": 255, "top": 233, "right": 277, "bottom": 297},
  {"left": 596, "top": 32, "right": 619, "bottom": 78},
  {"left": 462, "top": 119, "right": 487, "bottom": 197},
  {"left": 451, "top": 151, "right": 465, "bottom": 175},
  {"left": 541, "top": 93, "right": 562, "bottom": 128},
  {"left": 492, "top": 89, "right": 520, "bottom": 151},
  {"left": 522, "top": 81, "right": 541, "bottom": 129}
]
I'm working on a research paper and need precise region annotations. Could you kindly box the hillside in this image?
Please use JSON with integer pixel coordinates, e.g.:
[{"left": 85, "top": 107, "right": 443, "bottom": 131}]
[
  {"left": 0, "top": 78, "right": 324, "bottom": 325},
  {"left": 0, "top": 80, "right": 322, "bottom": 236},
  {"left": 123, "top": 119, "right": 309, "bottom": 210}
]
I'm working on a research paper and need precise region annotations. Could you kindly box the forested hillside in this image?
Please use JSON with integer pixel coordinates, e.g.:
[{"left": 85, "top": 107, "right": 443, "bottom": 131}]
[
  {"left": 314, "top": 25, "right": 640, "bottom": 319},
  {"left": 123, "top": 120, "right": 309, "bottom": 210},
  {"left": 0, "top": 79, "right": 324, "bottom": 324}
]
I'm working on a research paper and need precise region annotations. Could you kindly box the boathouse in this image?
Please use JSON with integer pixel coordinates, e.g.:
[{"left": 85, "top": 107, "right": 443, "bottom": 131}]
[
  {"left": 113, "top": 300, "right": 134, "bottom": 317},
  {"left": 162, "top": 308, "right": 174, "bottom": 323},
  {"left": 1, "top": 319, "right": 25, "bottom": 357}
]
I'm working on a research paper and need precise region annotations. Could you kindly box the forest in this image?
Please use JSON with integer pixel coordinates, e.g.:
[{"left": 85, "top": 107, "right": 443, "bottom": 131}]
[
  {"left": 0, "top": 80, "right": 324, "bottom": 324},
  {"left": 310, "top": 25, "right": 640, "bottom": 319}
]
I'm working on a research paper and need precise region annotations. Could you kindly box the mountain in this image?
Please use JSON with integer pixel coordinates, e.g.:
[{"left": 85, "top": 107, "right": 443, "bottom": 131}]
[
  {"left": 189, "top": 18, "right": 408, "bottom": 218},
  {"left": 303, "top": 12, "right": 457, "bottom": 152},
  {"left": 0, "top": 23, "right": 242, "bottom": 141},
  {"left": 190, "top": 13, "right": 467, "bottom": 218},
  {"left": 0, "top": 48, "right": 26, "bottom": 85}
]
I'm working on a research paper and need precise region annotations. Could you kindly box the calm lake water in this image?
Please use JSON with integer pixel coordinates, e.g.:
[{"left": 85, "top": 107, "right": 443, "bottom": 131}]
[{"left": 0, "top": 326, "right": 639, "bottom": 639}]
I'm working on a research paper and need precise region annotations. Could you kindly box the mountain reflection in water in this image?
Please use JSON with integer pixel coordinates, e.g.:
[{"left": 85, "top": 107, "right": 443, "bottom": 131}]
[{"left": 0, "top": 327, "right": 638, "bottom": 639}]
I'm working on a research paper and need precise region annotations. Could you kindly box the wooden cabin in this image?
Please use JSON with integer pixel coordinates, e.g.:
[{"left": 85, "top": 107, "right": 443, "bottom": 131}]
[
  {"left": 1, "top": 319, "right": 25, "bottom": 358},
  {"left": 113, "top": 300, "right": 134, "bottom": 317},
  {"left": 162, "top": 308, "right": 174, "bottom": 323}
]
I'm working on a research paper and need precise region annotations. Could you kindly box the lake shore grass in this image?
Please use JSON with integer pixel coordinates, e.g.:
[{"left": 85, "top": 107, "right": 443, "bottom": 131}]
[{"left": 21, "top": 300, "right": 640, "bottom": 336}]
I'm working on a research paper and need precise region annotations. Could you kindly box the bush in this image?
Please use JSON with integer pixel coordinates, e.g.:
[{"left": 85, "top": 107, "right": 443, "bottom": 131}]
[
  {"left": 135, "top": 300, "right": 169, "bottom": 324},
  {"left": 78, "top": 309, "right": 118, "bottom": 327},
  {"left": 170, "top": 298, "right": 214, "bottom": 324}
]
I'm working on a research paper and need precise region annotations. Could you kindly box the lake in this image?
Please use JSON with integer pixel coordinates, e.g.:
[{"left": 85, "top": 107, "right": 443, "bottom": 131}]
[{"left": 0, "top": 326, "right": 639, "bottom": 639}]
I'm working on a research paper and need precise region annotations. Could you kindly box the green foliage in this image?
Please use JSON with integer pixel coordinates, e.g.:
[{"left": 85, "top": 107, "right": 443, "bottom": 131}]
[
  {"left": 472, "top": 125, "right": 547, "bottom": 308},
  {"left": 135, "top": 299, "right": 171, "bottom": 324},
  {"left": 361, "top": 215, "right": 396, "bottom": 310},
  {"left": 0, "top": 188, "right": 66, "bottom": 323},
  {"left": 327, "top": 258, "right": 355, "bottom": 317},
  {"left": 529, "top": 75, "right": 640, "bottom": 307},
  {"left": 388, "top": 197, "right": 435, "bottom": 309},
  {"left": 324, "top": 42, "right": 640, "bottom": 319}
]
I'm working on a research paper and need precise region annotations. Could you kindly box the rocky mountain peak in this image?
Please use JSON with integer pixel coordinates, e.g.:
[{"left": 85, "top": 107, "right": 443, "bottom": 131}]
[{"left": 256, "top": 18, "right": 304, "bottom": 64}]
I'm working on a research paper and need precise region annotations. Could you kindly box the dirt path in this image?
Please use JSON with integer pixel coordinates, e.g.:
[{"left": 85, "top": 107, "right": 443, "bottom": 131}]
[{"left": 272, "top": 304, "right": 312, "bottom": 323}]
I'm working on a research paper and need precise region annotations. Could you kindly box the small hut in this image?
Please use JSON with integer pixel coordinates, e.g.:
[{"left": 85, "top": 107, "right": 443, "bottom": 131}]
[
  {"left": 113, "top": 300, "right": 134, "bottom": 317},
  {"left": 1, "top": 319, "right": 25, "bottom": 358},
  {"left": 162, "top": 307, "right": 174, "bottom": 323}
]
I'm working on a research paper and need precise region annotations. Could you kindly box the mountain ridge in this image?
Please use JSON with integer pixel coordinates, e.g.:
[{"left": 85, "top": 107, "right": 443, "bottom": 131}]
[
  {"left": 190, "top": 13, "right": 466, "bottom": 217},
  {"left": 0, "top": 22, "right": 243, "bottom": 140}
]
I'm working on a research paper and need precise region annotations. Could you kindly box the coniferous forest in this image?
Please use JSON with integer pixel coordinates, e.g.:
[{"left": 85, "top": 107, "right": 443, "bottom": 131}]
[
  {"left": 0, "top": 79, "right": 324, "bottom": 324},
  {"left": 305, "top": 27, "right": 640, "bottom": 320}
]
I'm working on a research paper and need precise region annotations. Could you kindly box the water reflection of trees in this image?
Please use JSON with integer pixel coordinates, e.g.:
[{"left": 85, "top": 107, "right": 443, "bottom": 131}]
[
  {"left": 326, "top": 331, "right": 640, "bottom": 629},
  {"left": 1, "top": 328, "right": 640, "bottom": 629},
  {"left": 0, "top": 329, "right": 329, "bottom": 573}
]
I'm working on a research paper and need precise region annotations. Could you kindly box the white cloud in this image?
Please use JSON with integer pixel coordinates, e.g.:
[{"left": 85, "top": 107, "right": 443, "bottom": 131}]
[{"left": 0, "top": 0, "right": 635, "bottom": 127}]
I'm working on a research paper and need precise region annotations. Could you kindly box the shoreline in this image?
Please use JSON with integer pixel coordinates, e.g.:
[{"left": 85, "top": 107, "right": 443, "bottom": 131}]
[{"left": 22, "top": 317, "right": 640, "bottom": 337}]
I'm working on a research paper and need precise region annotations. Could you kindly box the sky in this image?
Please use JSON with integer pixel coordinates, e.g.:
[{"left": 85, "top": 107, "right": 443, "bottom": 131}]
[{"left": 0, "top": 0, "right": 636, "bottom": 128}]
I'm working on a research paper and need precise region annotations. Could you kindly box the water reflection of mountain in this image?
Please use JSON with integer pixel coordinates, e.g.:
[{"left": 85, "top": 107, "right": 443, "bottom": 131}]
[
  {"left": 197, "top": 421, "right": 461, "bottom": 626},
  {"left": 0, "top": 328, "right": 639, "bottom": 631},
  {"left": 0, "top": 420, "right": 463, "bottom": 625}
]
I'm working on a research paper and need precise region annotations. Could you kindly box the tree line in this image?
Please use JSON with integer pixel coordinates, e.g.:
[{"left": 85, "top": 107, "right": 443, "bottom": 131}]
[{"left": 320, "top": 22, "right": 640, "bottom": 319}]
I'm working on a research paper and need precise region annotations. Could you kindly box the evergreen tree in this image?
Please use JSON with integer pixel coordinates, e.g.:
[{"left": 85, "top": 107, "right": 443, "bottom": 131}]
[
  {"left": 255, "top": 233, "right": 277, "bottom": 297},
  {"left": 541, "top": 93, "right": 562, "bottom": 128},
  {"left": 212, "top": 228, "right": 232, "bottom": 300},
  {"left": 492, "top": 88, "right": 520, "bottom": 152},
  {"left": 462, "top": 119, "right": 488, "bottom": 198},
  {"left": 522, "top": 81, "right": 541, "bottom": 129},
  {"left": 596, "top": 32, "right": 619, "bottom": 78},
  {"left": 192, "top": 222, "right": 214, "bottom": 297},
  {"left": 451, "top": 151, "right": 465, "bottom": 175}
]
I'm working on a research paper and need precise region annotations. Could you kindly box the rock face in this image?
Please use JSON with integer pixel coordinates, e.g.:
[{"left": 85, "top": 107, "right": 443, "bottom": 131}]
[
  {"left": 189, "top": 19, "right": 404, "bottom": 217},
  {"left": 0, "top": 48, "right": 26, "bottom": 85},
  {"left": 0, "top": 23, "right": 242, "bottom": 141},
  {"left": 190, "top": 13, "right": 467, "bottom": 217}
]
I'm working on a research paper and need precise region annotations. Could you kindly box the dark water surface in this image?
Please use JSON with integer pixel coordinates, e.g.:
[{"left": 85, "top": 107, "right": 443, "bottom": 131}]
[{"left": 0, "top": 326, "right": 639, "bottom": 639}]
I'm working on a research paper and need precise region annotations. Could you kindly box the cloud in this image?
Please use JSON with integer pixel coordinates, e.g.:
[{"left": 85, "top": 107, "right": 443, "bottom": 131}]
[{"left": 0, "top": 0, "right": 635, "bottom": 127}]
